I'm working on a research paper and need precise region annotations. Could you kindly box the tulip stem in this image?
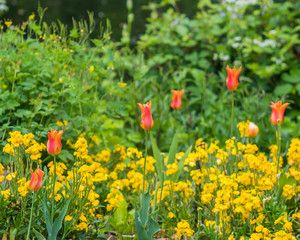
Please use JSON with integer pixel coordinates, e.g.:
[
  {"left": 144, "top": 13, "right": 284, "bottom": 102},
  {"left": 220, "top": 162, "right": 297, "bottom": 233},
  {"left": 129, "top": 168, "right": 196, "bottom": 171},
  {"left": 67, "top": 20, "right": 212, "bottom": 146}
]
[
  {"left": 275, "top": 120, "right": 281, "bottom": 189},
  {"left": 231, "top": 91, "right": 234, "bottom": 137},
  {"left": 51, "top": 155, "right": 57, "bottom": 223},
  {"left": 26, "top": 192, "right": 35, "bottom": 240},
  {"left": 141, "top": 130, "right": 148, "bottom": 212},
  {"left": 142, "top": 130, "right": 148, "bottom": 195}
]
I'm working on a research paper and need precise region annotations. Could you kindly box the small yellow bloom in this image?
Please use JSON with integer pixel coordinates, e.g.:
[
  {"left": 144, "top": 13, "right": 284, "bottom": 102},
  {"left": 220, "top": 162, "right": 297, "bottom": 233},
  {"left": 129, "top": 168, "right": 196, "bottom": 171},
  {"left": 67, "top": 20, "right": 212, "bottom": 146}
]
[
  {"left": 89, "top": 66, "right": 94, "bottom": 72},
  {"left": 29, "top": 13, "right": 35, "bottom": 20},
  {"left": 168, "top": 212, "right": 175, "bottom": 218},
  {"left": 5, "top": 20, "right": 13, "bottom": 28},
  {"left": 65, "top": 215, "right": 73, "bottom": 221},
  {"left": 118, "top": 82, "right": 127, "bottom": 88}
]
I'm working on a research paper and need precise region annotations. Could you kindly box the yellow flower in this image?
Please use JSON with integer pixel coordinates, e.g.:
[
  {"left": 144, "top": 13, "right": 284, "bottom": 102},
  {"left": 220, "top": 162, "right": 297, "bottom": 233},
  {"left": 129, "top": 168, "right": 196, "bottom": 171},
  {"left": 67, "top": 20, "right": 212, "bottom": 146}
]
[
  {"left": 168, "top": 212, "right": 175, "bottom": 218},
  {"left": 282, "top": 184, "right": 296, "bottom": 200},
  {"left": 1, "top": 189, "right": 11, "bottom": 200},
  {"left": 166, "top": 163, "right": 178, "bottom": 176},
  {"left": 118, "top": 82, "right": 127, "bottom": 88},
  {"left": 6, "top": 171, "right": 17, "bottom": 181},
  {"left": 89, "top": 66, "right": 94, "bottom": 72},
  {"left": 0, "top": 163, "right": 4, "bottom": 175},
  {"left": 5, "top": 20, "right": 13, "bottom": 28},
  {"left": 65, "top": 215, "right": 73, "bottom": 221},
  {"left": 29, "top": 13, "right": 35, "bottom": 20},
  {"left": 175, "top": 220, "right": 194, "bottom": 238}
]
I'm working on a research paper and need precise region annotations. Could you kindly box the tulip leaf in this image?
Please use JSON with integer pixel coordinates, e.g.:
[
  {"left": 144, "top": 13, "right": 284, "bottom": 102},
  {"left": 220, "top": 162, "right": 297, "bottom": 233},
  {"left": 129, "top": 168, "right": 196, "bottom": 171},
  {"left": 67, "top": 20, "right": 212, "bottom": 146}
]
[
  {"left": 167, "top": 132, "right": 178, "bottom": 165},
  {"left": 51, "top": 198, "right": 71, "bottom": 240},
  {"left": 173, "top": 145, "right": 192, "bottom": 183},
  {"left": 43, "top": 193, "right": 52, "bottom": 235},
  {"left": 33, "top": 229, "right": 46, "bottom": 240},
  {"left": 150, "top": 132, "right": 164, "bottom": 187},
  {"left": 134, "top": 189, "right": 160, "bottom": 240},
  {"left": 135, "top": 206, "right": 148, "bottom": 240}
]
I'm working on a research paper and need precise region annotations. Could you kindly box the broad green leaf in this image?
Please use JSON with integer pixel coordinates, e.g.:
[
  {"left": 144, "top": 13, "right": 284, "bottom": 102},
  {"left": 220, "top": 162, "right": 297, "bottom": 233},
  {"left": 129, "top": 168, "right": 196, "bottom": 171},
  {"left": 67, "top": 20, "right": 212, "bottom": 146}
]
[
  {"left": 111, "top": 200, "right": 128, "bottom": 230},
  {"left": 51, "top": 198, "right": 71, "bottom": 240},
  {"left": 274, "top": 84, "right": 293, "bottom": 96},
  {"left": 173, "top": 146, "right": 192, "bottom": 183},
  {"left": 150, "top": 132, "right": 164, "bottom": 187},
  {"left": 140, "top": 190, "right": 151, "bottom": 226},
  {"left": 33, "top": 229, "right": 46, "bottom": 240},
  {"left": 43, "top": 193, "right": 52, "bottom": 235},
  {"left": 147, "top": 216, "right": 160, "bottom": 240},
  {"left": 167, "top": 132, "right": 178, "bottom": 165},
  {"left": 135, "top": 206, "right": 148, "bottom": 240}
]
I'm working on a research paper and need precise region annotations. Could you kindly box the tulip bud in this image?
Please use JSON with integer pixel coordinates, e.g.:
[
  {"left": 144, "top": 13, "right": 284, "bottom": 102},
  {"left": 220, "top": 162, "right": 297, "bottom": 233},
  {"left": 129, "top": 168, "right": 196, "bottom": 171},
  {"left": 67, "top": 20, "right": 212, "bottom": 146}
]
[
  {"left": 247, "top": 122, "right": 259, "bottom": 138},
  {"left": 47, "top": 128, "right": 63, "bottom": 155},
  {"left": 138, "top": 101, "right": 154, "bottom": 130},
  {"left": 28, "top": 166, "right": 44, "bottom": 191}
]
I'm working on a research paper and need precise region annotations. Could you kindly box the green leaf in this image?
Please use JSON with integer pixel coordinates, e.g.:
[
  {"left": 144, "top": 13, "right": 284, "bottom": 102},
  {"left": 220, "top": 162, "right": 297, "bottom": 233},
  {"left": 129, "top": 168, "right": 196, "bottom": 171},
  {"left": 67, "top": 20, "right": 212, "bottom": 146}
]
[
  {"left": 173, "top": 146, "right": 192, "bottom": 183},
  {"left": 111, "top": 200, "right": 128, "bottom": 230},
  {"left": 167, "top": 132, "right": 178, "bottom": 165},
  {"left": 69, "top": 28, "right": 79, "bottom": 38},
  {"left": 127, "top": 132, "right": 142, "bottom": 143},
  {"left": 33, "top": 229, "right": 46, "bottom": 240},
  {"left": 140, "top": 190, "right": 151, "bottom": 226},
  {"left": 135, "top": 206, "right": 148, "bottom": 240},
  {"left": 296, "top": 83, "right": 300, "bottom": 95},
  {"left": 150, "top": 132, "right": 164, "bottom": 187},
  {"left": 147, "top": 216, "right": 160, "bottom": 240},
  {"left": 43, "top": 193, "right": 52, "bottom": 236},
  {"left": 51, "top": 198, "right": 71, "bottom": 240},
  {"left": 282, "top": 70, "right": 300, "bottom": 83},
  {"left": 274, "top": 84, "right": 293, "bottom": 96}
]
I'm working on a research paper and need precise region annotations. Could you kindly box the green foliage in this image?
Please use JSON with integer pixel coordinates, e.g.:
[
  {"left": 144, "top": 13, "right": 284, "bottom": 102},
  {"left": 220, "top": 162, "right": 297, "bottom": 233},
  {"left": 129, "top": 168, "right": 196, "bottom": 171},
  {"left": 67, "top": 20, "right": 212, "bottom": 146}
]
[{"left": 135, "top": 189, "right": 160, "bottom": 240}]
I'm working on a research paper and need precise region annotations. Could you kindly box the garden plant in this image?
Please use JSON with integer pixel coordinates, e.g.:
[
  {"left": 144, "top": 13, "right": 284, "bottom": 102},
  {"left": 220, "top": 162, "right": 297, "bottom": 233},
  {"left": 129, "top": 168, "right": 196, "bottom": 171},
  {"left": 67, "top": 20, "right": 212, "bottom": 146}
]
[{"left": 0, "top": 0, "right": 299, "bottom": 239}]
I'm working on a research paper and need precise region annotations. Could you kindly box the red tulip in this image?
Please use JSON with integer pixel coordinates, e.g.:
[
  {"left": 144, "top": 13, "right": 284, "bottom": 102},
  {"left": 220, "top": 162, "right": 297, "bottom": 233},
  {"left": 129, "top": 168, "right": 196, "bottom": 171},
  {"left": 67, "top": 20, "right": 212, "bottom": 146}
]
[
  {"left": 47, "top": 128, "right": 63, "bottom": 155},
  {"left": 270, "top": 101, "right": 290, "bottom": 125},
  {"left": 247, "top": 122, "right": 259, "bottom": 138},
  {"left": 171, "top": 89, "right": 184, "bottom": 110},
  {"left": 28, "top": 166, "right": 44, "bottom": 191},
  {"left": 138, "top": 101, "right": 154, "bottom": 130},
  {"left": 226, "top": 65, "right": 242, "bottom": 91}
]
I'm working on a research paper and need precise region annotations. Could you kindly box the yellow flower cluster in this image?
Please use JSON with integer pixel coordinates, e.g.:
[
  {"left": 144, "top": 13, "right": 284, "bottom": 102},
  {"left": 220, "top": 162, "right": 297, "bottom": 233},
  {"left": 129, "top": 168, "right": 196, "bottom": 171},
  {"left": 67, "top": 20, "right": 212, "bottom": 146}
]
[
  {"left": 287, "top": 138, "right": 300, "bottom": 166},
  {"left": 104, "top": 188, "right": 124, "bottom": 211},
  {"left": 74, "top": 137, "right": 91, "bottom": 162},
  {"left": 237, "top": 121, "right": 250, "bottom": 138},
  {"left": 175, "top": 219, "right": 194, "bottom": 238},
  {"left": 166, "top": 163, "right": 178, "bottom": 176},
  {"left": 3, "top": 132, "right": 45, "bottom": 162}
]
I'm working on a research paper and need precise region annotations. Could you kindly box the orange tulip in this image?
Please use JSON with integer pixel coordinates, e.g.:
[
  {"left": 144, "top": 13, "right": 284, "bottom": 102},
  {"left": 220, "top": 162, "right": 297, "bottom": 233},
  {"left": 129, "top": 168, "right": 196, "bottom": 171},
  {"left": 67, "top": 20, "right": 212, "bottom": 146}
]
[
  {"left": 28, "top": 166, "right": 44, "bottom": 191},
  {"left": 226, "top": 65, "right": 242, "bottom": 91},
  {"left": 247, "top": 122, "right": 259, "bottom": 138},
  {"left": 47, "top": 128, "right": 63, "bottom": 155},
  {"left": 138, "top": 101, "right": 154, "bottom": 130},
  {"left": 171, "top": 89, "right": 184, "bottom": 110},
  {"left": 270, "top": 101, "right": 290, "bottom": 125}
]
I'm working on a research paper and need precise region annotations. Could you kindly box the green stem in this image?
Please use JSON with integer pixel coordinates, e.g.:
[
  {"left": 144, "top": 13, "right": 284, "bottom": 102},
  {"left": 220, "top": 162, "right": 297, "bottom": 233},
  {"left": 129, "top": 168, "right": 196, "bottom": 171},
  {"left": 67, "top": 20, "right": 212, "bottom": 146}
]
[
  {"left": 231, "top": 91, "right": 234, "bottom": 137},
  {"left": 26, "top": 192, "right": 35, "bottom": 240},
  {"left": 275, "top": 121, "right": 281, "bottom": 189},
  {"left": 51, "top": 155, "right": 57, "bottom": 223},
  {"left": 141, "top": 130, "right": 149, "bottom": 213},
  {"left": 142, "top": 131, "right": 149, "bottom": 195}
]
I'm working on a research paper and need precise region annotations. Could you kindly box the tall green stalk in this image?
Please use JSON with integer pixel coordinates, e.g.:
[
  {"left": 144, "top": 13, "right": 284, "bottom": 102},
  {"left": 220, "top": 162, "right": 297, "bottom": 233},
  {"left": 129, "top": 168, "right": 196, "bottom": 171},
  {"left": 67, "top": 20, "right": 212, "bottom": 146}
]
[
  {"left": 142, "top": 130, "right": 149, "bottom": 195},
  {"left": 26, "top": 192, "right": 35, "bottom": 240},
  {"left": 51, "top": 155, "right": 57, "bottom": 223},
  {"left": 275, "top": 120, "right": 281, "bottom": 189},
  {"left": 231, "top": 91, "right": 234, "bottom": 137}
]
